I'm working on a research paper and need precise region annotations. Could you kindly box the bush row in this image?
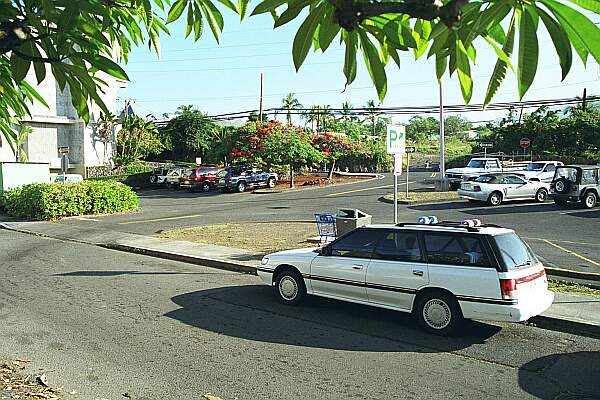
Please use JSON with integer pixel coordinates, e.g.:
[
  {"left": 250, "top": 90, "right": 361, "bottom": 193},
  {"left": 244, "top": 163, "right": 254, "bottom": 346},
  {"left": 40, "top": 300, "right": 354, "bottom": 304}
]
[{"left": 0, "top": 181, "right": 138, "bottom": 220}]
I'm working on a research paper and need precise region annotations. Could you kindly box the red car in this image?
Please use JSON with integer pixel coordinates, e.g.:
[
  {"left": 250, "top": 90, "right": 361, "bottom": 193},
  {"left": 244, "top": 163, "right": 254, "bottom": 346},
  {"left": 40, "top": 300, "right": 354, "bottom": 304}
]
[{"left": 179, "top": 166, "right": 223, "bottom": 192}]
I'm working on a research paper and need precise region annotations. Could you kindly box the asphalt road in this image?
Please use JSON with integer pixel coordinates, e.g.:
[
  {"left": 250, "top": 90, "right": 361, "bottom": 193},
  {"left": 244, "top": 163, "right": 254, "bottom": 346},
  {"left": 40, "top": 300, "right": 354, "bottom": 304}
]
[
  {"left": 0, "top": 230, "right": 598, "bottom": 400},
  {"left": 50, "top": 172, "right": 600, "bottom": 276}
]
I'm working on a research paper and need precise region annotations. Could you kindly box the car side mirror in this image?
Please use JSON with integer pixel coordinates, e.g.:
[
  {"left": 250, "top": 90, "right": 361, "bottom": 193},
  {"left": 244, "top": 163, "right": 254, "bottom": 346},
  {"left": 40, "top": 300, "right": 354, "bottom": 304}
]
[{"left": 320, "top": 245, "right": 332, "bottom": 256}]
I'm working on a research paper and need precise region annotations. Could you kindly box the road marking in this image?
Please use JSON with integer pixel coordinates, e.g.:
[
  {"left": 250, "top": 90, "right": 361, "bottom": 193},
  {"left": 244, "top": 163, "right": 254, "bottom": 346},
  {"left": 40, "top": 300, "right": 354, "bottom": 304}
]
[
  {"left": 525, "top": 237, "right": 600, "bottom": 247},
  {"left": 74, "top": 217, "right": 100, "bottom": 222},
  {"left": 541, "top": 239, "right": 600, "bottom": 267},
  {"left": 118, "top": 214, "right": 203, "bottom": 225},
  {"left": 544, "top": 265, "right": 600, "bottom": 277},
  {"left": 430, "top": 172, "right": 438, "bottom": 178},
  {"left": 325, "top": 181, "right": 416, "bottom": 197}
]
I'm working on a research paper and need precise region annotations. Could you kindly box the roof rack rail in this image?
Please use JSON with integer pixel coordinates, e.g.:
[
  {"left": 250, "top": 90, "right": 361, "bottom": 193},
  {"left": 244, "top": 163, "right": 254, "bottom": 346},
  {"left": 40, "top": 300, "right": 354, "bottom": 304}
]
[{"left": 395, "top": 220, "right": 504, "bottom": 232}]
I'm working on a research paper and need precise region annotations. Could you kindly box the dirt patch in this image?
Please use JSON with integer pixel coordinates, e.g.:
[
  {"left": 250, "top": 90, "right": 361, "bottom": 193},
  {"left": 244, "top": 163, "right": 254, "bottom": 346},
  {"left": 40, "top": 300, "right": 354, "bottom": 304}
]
[
  {"left": 1, "top": 359, "right": 62, "bottom": 399},
  {"left": 159, "top": 222, "right": 320, "bottom": 254}
]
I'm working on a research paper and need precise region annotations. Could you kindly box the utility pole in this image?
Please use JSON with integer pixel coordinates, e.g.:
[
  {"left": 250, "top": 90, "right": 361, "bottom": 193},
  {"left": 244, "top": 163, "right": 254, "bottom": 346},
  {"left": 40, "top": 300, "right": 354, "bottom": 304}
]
[
  {"left": 259, "top": 73, "right": 264, "bottom": 122},
  {"left": 582, "top": 87, "right": 587, "bottom": 111},
  {"left": 438, "top": 81, "right": 447, "bottom": 191}
]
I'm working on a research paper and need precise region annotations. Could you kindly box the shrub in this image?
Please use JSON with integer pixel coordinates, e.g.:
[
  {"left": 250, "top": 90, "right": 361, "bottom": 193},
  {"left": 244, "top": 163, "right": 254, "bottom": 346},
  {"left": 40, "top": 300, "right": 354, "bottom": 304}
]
[{"left": 1, "top": 181, "right": 138, "bottom": 220}]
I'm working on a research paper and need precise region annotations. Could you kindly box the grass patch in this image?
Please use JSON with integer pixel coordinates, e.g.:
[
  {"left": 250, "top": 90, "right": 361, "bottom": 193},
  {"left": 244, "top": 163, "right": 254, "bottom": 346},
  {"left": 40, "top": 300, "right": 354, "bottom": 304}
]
[
  {"left": 383, "top": 191, "right": 460, "bottom": 204},
  {"left": 159, "top": 222, "right": 320, "bottom": 254},
  {"left": 548, "top": 280, "right": 600, "bottom": 298}
]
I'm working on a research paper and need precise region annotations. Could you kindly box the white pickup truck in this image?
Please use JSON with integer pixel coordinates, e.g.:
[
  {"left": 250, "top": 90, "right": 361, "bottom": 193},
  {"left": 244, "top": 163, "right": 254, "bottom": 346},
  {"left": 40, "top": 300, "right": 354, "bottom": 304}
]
[
  {"left": 446, "top": 158, "right": 563, "bottom": 189},
  {"left": 446, "top": 158, "right": 515, "bottom": 189}
]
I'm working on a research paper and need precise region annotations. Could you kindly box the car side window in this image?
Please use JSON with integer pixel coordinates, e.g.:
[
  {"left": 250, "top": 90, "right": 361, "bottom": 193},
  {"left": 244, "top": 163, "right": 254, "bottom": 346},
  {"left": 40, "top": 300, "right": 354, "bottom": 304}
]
[
  {"left": 582, "top": 170, "right": 596, "bottom": 184},
  {"left": 506, "top": 176, "right": 525, "bottom": 184},
  {"left": 423, "top": 233, "right": 491, "bottom": 267},
  {"left": 544, "top": 164, "right": 556, "bottom": 173},
  {"left": 373, "top": 231, "right": 422, "bottom": 262},
  {"left": 330, "top": 229, "right": 385, "bottom": 259}
]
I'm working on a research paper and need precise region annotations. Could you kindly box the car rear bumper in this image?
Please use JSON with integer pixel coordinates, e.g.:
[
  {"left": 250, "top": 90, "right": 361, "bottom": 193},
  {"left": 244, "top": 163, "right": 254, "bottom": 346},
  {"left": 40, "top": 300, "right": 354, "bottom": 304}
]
[
  {"left": 457, "top": 190, "right": 487, "bottom": 202},
  {"left": 459, "top": 290, "right": 554, "bottom": 322}
]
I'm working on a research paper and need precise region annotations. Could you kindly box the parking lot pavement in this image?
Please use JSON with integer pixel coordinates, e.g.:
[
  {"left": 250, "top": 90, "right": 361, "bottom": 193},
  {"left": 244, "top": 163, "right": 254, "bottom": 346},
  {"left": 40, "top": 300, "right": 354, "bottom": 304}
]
[{"left": 1, "top": 229, "right": 598, "bottom": 400}]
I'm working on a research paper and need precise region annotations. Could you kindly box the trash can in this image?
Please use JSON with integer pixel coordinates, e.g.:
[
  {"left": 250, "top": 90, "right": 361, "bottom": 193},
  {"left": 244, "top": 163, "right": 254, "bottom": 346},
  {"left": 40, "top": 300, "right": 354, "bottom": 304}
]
[{"left": 336, "top": 209, "right": 372, "bottom": 237}]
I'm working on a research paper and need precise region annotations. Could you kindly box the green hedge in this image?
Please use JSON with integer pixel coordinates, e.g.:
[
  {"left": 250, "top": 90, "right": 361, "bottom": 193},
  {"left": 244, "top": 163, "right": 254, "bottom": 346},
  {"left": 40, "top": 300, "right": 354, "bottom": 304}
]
[{"left": 0, "top": 181, "right": 138, "bottom": 220}]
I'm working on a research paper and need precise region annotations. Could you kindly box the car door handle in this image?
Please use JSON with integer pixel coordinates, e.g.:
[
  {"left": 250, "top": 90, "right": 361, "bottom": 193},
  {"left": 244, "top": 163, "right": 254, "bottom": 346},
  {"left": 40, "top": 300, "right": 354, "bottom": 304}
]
[
  {"left": 412, "top": 270, "right": 424, "bottom": 276},
  {"left": 352, "top": 265, "right": 364, "bottom": 270}
]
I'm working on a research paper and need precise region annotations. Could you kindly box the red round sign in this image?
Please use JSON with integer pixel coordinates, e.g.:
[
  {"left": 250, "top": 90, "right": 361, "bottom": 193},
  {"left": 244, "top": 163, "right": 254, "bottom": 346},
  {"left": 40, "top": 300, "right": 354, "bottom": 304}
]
[{"left": 520, "top": 138, "right": 530, "bottom": 149}]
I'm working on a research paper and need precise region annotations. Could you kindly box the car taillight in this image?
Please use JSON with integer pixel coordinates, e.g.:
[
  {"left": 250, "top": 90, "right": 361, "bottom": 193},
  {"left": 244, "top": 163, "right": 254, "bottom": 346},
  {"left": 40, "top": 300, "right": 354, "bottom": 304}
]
[
  {"left": 500, "top": 279, "right": 517, "bottom": 300},
  {"left": 473, "top": 185, "right": 481, "bottom": 192},
  {"left": 515, "top": 270, "right": 546, "bottom": 284}
]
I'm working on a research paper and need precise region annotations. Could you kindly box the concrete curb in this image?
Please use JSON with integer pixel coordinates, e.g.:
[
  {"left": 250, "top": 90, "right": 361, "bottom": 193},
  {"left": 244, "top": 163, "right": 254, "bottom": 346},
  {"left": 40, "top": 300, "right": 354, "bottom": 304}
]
[
  {"left": 529, "top": 316, "right": 600, "bottom": 339},
  {"left": 545, "top": 266, "right": 600, "bottom": 282},
  {"left": 378, "top": 195, "right": 461, "bottom": 205},
  {"left": 0, "top": 222, "right": 258, "bottom": 276}
]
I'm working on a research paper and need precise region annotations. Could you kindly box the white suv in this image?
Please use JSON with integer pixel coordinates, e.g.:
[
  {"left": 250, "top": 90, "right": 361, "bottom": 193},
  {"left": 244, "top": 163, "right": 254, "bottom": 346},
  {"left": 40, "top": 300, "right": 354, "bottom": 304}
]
[{"left": 257, "top": 220, "right": 554, "bottom": 335}]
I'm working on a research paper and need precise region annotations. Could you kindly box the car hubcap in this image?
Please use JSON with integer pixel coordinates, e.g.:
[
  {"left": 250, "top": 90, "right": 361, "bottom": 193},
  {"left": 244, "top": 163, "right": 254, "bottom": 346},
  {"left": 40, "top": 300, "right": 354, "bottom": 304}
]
[
  {"left": 586, "top": 195, "right": 595, "bottom": 207},
  {"left": 423, "top": 299, "right": 451, "bottom": 330},
  {"left": 492, "top": 195, "right": 500, "bottom": 205},
  {"left": 538, "top": 191, "right": 545, "bottom": 201},
  {"left": 279, "top": 276, "right": 298, "bottom": 300}
]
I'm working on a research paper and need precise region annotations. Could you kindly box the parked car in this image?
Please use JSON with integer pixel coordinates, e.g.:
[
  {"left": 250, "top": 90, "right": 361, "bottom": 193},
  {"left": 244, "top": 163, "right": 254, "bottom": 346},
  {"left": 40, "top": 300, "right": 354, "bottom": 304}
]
[
  {"left": 165, "top": 167, "right": 187, "bottom": 190},
  {"left": 550, "top": 165, "right": 600, "bottom": 208},
  {"left": 216, "top": 165, "right": 278, "bottom": 193},
  {"left": 458, "top": 173, "right": 549, "bottom": 206},
  {"left": 179, "top": 166, "right": 223, "bottom": 192},
  {"left": 149, "top": 167, "right": 170, "bottom": 184},
  {"left": 257, "top": 220, "right": 553, "bottom": 335},
  {"left": 52, "top": 174, "right": 83, "bottom": 183},
  {"left": 517, "top": 161, "right": 563, "bottom": 183},
  {"left": 445, "top": 157, "right": 523, "bottom": 189}
]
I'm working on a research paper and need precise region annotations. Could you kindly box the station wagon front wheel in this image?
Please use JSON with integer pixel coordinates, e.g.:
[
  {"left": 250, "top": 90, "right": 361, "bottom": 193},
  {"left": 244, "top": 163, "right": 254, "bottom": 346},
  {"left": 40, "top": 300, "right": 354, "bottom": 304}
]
[
  {"left": 274, "top": 270, "right": 305, "bottom": 305},
  {"left": 415, "top": 291, "right": 462, "bottom": 335}
]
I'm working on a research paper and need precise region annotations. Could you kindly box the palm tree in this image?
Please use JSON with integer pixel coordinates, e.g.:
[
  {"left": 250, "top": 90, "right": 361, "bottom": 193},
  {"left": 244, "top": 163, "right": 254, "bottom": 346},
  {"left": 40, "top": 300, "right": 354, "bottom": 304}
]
[
  {"left": 176, "top": 105, "right": 196, "bottom": 114},
  {"left": 340, "top": 101, "right": 354, "bottom": 122},
  {"left": 281, "top": 93, "right": 303, "bottom": 125},
  {"left": 320, "top": 105, "right": 333, "bottom": 131},
  {"left": 304, "top": 105, "right": 321, "bottom": 131},
  {"left": 365, "top": 100, "right": 381, "bottom": 136}
]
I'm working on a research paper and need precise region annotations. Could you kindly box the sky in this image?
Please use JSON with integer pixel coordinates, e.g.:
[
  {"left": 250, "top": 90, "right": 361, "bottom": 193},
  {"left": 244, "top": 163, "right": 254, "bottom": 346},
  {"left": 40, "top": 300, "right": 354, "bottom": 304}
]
[{"left": 118, "top": 7, "right": 600, "bottom": 126}]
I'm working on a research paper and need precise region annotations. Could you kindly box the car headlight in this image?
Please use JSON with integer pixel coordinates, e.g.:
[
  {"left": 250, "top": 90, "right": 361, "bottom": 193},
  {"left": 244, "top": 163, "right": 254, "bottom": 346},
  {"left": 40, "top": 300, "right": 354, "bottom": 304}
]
[{"left": 261, "top": 257, "right": 269, "bottom": 265}]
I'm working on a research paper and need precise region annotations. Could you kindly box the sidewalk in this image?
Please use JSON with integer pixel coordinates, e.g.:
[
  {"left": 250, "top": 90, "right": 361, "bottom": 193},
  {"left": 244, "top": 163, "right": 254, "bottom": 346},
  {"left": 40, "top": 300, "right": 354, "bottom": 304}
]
[{"left": 1, "top": 219, "right": 598, "bottom": 338}]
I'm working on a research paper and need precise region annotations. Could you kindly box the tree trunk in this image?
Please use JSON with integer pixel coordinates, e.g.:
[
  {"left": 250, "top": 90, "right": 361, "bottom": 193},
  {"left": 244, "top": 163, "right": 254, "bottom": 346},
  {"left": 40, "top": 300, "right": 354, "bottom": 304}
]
[
  {"left": 328, "top": 159, "right": 336, "bottom": 180},
  {"left": 289, "top": 164, "right": 295, "bottom": 188}
]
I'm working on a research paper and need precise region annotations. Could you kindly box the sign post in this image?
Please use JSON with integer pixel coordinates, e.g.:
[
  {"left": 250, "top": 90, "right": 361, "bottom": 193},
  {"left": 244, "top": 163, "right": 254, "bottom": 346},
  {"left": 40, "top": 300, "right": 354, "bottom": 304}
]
[
  {"left": 58, "top": 147, "right": 69, "bottom": 177},
  {"left": 480, "top": 142, "right": 493, "bottom": 158},
  {"left": 405, "top": 146, "right": 416, "bottom": 200},
  {"left": 387, "top": 125, "right": 406, "bottom": 224}
]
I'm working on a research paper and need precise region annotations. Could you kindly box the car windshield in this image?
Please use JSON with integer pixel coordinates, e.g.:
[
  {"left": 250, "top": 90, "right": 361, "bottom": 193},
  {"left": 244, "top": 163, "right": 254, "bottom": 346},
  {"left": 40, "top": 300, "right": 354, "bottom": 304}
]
[
  {"left": 554, "top": 167, "right": 578, "bottom": 182},
  {"left": 474, "top": 175, "right": 495, "bottom": 183},
  {"left": 197, "top": 168, "right": 219, "bottom": 176},
  {"left": 467, "top": 160, "right": 485, "bottom": 168},
  {"left": 492, "top": 233, "right": 539, "bottom": 270},
  {"left": 525, "top": 163, "right": 545, "bottom": 171}
]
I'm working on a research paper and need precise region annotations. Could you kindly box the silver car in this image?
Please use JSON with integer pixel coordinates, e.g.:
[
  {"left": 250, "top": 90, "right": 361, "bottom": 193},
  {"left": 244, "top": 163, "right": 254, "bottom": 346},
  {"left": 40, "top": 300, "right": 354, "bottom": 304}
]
[{"left": 458, "top": 174, "right": 550, "bottom": 206}]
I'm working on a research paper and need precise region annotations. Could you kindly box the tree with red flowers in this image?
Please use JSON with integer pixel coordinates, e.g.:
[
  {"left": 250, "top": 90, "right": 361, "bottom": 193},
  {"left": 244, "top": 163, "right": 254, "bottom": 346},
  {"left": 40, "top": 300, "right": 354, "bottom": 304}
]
[{"left": 313, "top": 132, "right": 353, "bottom": 180}]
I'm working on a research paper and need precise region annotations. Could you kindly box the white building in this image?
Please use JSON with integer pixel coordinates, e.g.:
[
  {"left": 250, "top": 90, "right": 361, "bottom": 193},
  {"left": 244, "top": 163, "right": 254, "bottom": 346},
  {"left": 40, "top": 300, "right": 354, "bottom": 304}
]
[{"left": 0, "top": 67, "right": 126, "bottom": 176}]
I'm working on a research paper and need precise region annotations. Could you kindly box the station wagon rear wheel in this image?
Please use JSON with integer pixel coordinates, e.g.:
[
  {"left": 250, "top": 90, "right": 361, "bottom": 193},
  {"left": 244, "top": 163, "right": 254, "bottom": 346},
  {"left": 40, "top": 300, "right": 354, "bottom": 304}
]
[
  {"left": 415, "top": 291, "right": 462, "bottom": 335},
  {"left": 274, "top": 270, "right": 305, "bottom": 305}
]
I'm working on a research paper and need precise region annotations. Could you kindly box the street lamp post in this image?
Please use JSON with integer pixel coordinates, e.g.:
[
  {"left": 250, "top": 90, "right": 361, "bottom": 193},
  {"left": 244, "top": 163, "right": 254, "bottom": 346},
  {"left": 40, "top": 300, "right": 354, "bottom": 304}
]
[{"left": 438, "top": 80, "right": 447, "bottom": 191}]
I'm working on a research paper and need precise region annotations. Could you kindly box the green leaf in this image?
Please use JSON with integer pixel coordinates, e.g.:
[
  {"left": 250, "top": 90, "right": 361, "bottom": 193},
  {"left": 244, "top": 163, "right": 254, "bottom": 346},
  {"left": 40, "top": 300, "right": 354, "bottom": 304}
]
[
  {"left": 10, "top": 53, "right": 31, "bottom": 82},
  {"left": 566, "top": 0, "right": 600, "bottom": 13},
  {"left": 318, "top": 9, "right": 340, "bottom": 52},
  {"left": 217, "top": 0, "right": 237, "bottom": 13},
  {"left": 200, "top": 1, "right": 224, "bottom": 44},
  {"left": 275, "top": 0, "right": 312, "bottom": 28},
  {"left": 466, "top": 0, "right": 511, "bottom": 45},
  {"left": 78, "top": 53, "right": 129, "bottom": 80},
  {"left": 483, "top": 36, "right": 513, "bottom": 71},
  {"left": 292, "top": 3, "right": 326, "bottom": 71},
  {"left": 58, "top": 3, "right": 80, "bottom": 31},
  {"left": 166, "top": 0, "right": 187, "bottom": 23},
  {"left": 537, "top": 6, "right": 572, "bottom": 80},
  {"left": 487, "top": 24, "right": 506, "bottom": 44},
  {"left": 185, "top": 4, "right": 194, "bottom": 38},
  {"left": 517, "top": 6, "right": 539, "bottom": 99},
  {"left": 20, "top": 81, "right": 49, "bottom": 109},
  {"left": 485, "top": 12, "right": 517, "bottom": 105},
  {"left": 343, "top": 30, "right": 358, "bottom": 89},
  {"left": 456, "top": 39, "right": 473, "bottom": 103},
  {"left": 542, "top": 0, "right": 600, "bottom": 65},
  {"left": 358, "top": 29, "right": 387, "bottom": 102},
  {"left": 435, "top": 53, "right": 447, "bottom": 81},
  {"left": 251, "top": 0, "right": 285, "bottom": 16},
  {"left": 238, "top": 0, "right": 250, "bottom": 20},
  {"left": 427, "top": 28, "right": 449, "bottom": 59}
]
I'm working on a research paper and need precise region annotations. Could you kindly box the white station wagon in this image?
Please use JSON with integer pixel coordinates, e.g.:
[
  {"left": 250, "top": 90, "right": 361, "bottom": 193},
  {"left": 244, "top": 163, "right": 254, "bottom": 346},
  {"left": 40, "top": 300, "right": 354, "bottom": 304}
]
[{"left": 257, "top": 220, "right": 554, "bottom": 335}]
